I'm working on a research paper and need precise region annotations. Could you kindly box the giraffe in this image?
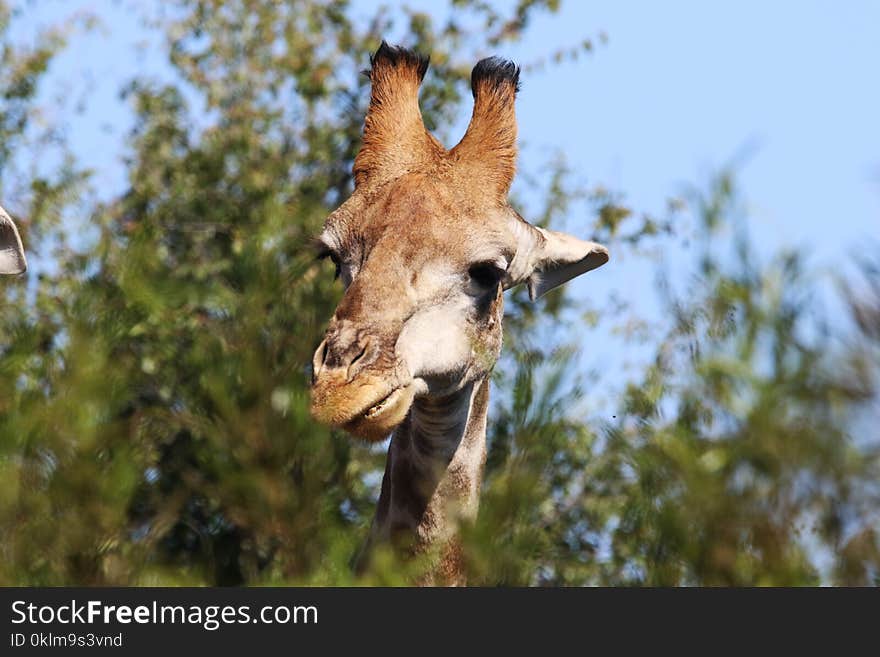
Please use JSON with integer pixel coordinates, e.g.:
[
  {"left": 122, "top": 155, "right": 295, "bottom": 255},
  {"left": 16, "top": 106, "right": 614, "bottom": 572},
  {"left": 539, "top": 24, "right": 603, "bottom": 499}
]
[
  {"left": 0, "top": 205, "right": 27, "bottom": 275},
  {"left": 309, "top": 42, "right": 609, "bottom": 585}
]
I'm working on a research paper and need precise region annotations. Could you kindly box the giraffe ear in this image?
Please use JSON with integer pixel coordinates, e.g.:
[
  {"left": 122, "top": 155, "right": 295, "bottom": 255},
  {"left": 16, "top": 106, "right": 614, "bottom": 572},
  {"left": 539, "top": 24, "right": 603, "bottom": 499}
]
[
  {"left": 0, "top": 205, "right": 27, "bottom": 275},
  {"left": 505, "top": 216, "right": 608, "bottom": 300}
]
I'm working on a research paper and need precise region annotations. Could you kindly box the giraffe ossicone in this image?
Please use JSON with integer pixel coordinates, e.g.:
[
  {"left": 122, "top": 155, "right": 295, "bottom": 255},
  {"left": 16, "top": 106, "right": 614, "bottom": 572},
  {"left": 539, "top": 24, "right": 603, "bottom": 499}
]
[{"left": 310, "top": 41, "right": 609, "bottom": 584}]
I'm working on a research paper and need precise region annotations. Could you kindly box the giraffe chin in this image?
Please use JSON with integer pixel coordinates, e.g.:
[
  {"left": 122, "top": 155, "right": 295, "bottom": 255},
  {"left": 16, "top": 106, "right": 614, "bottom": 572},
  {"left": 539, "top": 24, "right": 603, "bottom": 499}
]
[
  {"left": 342, "top": 385, "right": 415, "bottom": 442},
  {"left": 310, "top": 373, "right": 415, "bottom": 443}
]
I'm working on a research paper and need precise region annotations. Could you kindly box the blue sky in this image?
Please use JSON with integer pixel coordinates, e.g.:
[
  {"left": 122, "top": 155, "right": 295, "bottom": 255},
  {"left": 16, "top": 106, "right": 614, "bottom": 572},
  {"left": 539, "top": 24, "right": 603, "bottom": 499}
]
[
  {"left": 512, "top": 1, "right": 880, "bottom": 264},
  {"left": 14, "top": 0, "right": 880, "bottom": 406}
]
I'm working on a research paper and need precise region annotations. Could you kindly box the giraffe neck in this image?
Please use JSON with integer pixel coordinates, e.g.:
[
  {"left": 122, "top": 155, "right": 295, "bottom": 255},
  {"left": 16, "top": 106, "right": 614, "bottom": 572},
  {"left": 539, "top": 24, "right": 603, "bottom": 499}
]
[{"left": 365, "top": 377, "right": 490, "bottom": 585}]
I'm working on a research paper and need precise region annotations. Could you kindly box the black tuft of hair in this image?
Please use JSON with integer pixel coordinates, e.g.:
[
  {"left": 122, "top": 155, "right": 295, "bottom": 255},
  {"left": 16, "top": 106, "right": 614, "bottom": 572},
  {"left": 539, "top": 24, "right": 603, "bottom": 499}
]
[
  {"left": 471, "top": 56, "right": 521, "bottom": 96},
  {"left": 368, "top": 40, "right": 430, "bottom": 82}
]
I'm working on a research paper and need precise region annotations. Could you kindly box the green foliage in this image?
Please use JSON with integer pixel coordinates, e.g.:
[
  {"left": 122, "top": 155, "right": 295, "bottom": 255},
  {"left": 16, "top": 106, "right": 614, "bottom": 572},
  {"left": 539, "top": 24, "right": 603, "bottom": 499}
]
[{"left": 1, "top": 0, "right": 878, "bottom": 586}]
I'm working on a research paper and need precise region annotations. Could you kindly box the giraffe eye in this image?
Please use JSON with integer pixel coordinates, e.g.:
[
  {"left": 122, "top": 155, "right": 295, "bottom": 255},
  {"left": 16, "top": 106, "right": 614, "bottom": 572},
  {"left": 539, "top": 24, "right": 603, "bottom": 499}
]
[{"left": 468, "top": 262, "right": 504, "bottom": 289}]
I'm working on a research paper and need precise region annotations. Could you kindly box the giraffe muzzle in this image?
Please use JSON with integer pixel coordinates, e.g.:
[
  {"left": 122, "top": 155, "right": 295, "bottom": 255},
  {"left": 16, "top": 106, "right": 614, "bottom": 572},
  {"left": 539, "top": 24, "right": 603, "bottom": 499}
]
[
  {"left": 310, "top": 372, "right": 416, "bottom": 442},
  {"left": 310, "top": 328, "right": 416, "bottom": 441}
]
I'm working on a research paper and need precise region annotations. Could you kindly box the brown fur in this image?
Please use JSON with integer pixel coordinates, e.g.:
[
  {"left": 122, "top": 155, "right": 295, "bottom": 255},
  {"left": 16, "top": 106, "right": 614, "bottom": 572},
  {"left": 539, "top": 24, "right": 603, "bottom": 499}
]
[
  {"left": 354, "top": 43, "right": 519, "bottom": 205},
  {"left": 312, "top": 44, "right": 520, "bottom": 584},
  {"left": 449, "top": 61, "right": 520, "bottom": 204},
  {"left": 310, "top": 172, "right": 510, "bottom": 440},
  {"left": 353, "top": 42, "right": 445, "bottom": 189},
  {"left": 310, "top": 43, "right": 606, "bottom": 585}
]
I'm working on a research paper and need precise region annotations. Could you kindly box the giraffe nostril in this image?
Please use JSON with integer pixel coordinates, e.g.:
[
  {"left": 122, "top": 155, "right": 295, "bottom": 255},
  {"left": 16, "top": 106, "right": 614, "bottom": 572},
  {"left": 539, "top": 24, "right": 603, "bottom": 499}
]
[
  {"left": 313, "top": 324, "right": 378, "bottom": 384},
  {"left": 311, "top": 339, "right": 329, "bottom": 383},
  {"left": 351, "top": 342, "right": 368, "bottom": 366},
  {"left": 346, "top": 339, "right": 371, "bottom": 382}
]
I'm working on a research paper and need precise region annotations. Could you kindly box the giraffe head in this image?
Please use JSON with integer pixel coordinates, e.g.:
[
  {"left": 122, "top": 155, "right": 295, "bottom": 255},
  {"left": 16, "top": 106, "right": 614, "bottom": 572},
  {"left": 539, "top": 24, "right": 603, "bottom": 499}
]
[
  {"left": 0, "top": 205, "right": 27, "bottom": 275},
  {"left": 310, "top": 43, "right": 608, "bottom": 441}
]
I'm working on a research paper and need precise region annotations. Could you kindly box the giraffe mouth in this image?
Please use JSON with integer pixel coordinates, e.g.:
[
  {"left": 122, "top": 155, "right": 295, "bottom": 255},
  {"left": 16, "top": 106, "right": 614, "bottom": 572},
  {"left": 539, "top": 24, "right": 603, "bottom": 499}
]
[
  {"left": 363, "top": 389, "right": 401, "bottom": 418},
  {"left": 342, "top": 384, "right": 416, "bottom": 442}
]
